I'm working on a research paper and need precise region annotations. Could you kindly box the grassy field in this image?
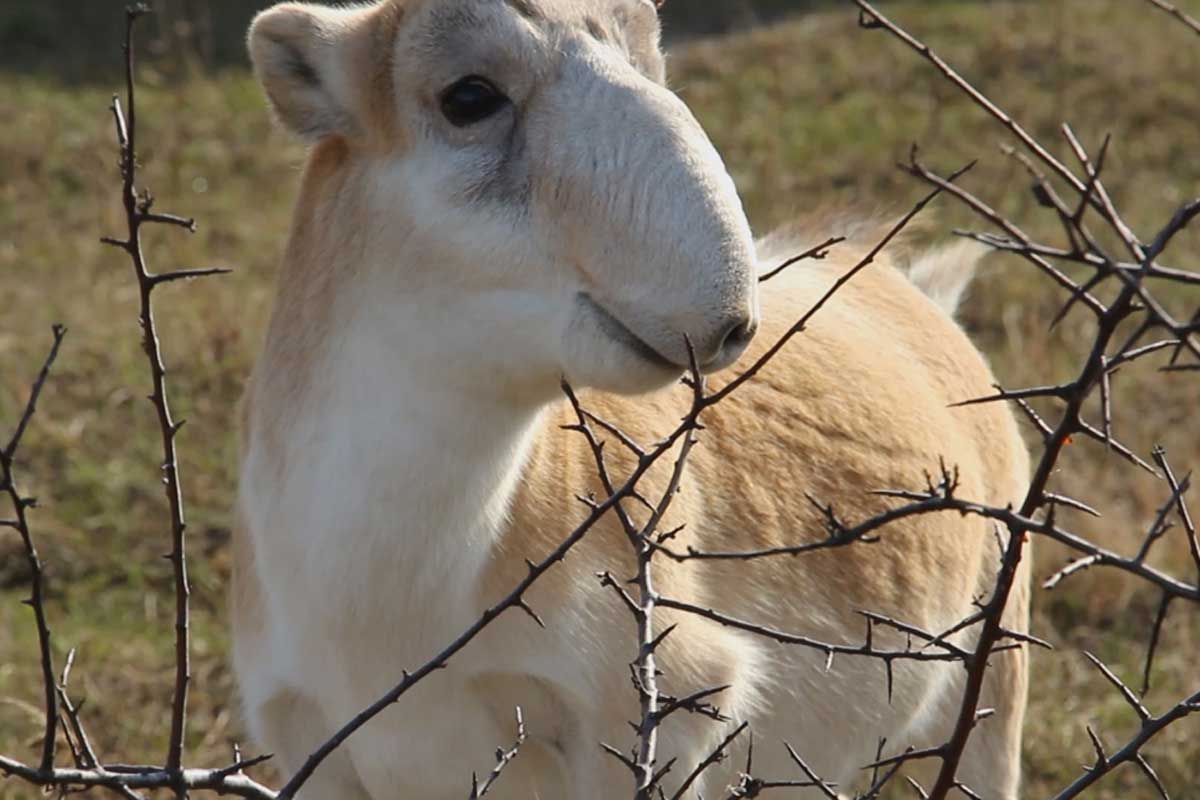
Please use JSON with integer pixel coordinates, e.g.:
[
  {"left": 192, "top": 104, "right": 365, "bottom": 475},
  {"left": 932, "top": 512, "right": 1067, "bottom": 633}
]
[{"left": 1, "top": 0, "right": 1198, "bottom": 797}]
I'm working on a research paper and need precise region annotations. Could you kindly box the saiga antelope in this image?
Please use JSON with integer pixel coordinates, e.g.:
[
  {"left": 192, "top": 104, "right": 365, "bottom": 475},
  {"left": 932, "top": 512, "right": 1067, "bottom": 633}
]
[{"left": 234, "top": 1, "right": 1031, "bottom": 797}]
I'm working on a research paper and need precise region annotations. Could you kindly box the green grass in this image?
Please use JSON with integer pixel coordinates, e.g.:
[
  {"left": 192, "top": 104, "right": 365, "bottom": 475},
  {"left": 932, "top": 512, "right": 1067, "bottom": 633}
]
[{"left": 1, "top": 1, "right": 1198, "bottom": 797}]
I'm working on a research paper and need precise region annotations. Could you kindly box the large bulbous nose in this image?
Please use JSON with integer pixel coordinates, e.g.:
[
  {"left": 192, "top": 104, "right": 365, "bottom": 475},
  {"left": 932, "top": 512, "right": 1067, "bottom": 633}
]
[
  {"left": 699, "top": 312, "right": 759, "bottom": 371},
  {"left": 534, "top": 38, "right": 762, "bottom": 385}
]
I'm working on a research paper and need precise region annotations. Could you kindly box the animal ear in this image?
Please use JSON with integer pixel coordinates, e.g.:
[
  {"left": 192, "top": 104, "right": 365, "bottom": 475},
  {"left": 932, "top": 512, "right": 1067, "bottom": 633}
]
[{"left": 248, "top": 3, "right": 379, "bottom": 142}]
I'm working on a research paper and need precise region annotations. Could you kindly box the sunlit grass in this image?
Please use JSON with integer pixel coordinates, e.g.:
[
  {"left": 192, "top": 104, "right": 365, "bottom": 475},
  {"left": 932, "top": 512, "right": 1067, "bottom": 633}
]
[{"left": 1, "top": 1, "right": 1197, "bottom": 797}]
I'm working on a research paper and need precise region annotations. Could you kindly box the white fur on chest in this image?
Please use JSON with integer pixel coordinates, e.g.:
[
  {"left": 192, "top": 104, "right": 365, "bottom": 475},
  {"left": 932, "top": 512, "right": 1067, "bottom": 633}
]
[
  {"left": 241, "top": 294, "right": 542, "bottom": 683},
  {"left": 235, "top": 283, "right": 583, "bottom": 796}
]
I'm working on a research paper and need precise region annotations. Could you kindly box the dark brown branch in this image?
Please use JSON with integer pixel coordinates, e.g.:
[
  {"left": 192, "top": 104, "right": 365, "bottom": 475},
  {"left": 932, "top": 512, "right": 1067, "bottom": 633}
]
[
  {"left": 865, "top": 492, "right": 1199, "bottom": 602},
  {"left": 1049, "top": 688, "right": 1200, "bottom": 800},
  {"left": 706, "top": 161, "right": 973, "bottom": 408},
  {"left": 655, "top": 595, "right": 979, "bottom": 665},
  {"left": 654, "top": 685, "right": 732, "bottom": 725},
  {"left": 0, "top": 756, "right": 277, "bottom": 799},
  {"left": 1133, "top": 470, "right": 1191, "bottom": 564},
  {"left": 669, "top": 722, "right": 747, "bottom": 800},
  {"left": 1153, "top": 445, "right": 1200, "bottom": 583},
  {"left": 1, "top": 325, "right": 66, "bottom": 774},
  {"left": 1044, "top": 492, "right": 1102, "bottom": 518},
  {"left": 150, "top": 267, "right": 234, "bottom": 287},
  {"left": 1084, "top": 653, "right": 1151, "bottom": 722},
  {"left": 1144, "top": 0, "right": 1200, "bottom": 37},
  {"left": 2, "top": 7, "right": 267, "bottom": 798},
  {"left": 953, "top": 230, "right": 1200, "bottom": 287},
  {"left": 782, "top": 744, "right": 838, "bottom": 799},
  {"left": 1141, "top": 594, "right": 1172, "bottom": 697},
  {"left": 853, "top": 1, "right": 1089, "bottom": 197},
  {"left": 1106, "top": 339, "right": 1187, "bottom": 372},
  {"left": 141, "top": 212, "right": 197, "bottom": 231},
  {"left": 658, "top": 476, "right": 959, "bottom": 563},
  {"left": 580, "top": 409, "right": 647, "bottom": 459},
  {"left": 104, "top": 6, "right": 212, "bottom": 783},
  {"left": 950, "top": 382, "right": 1072, "bottom": 408},
  {"left": 759, "top": 236, "right": 847, "bottom": 283},
  {"left": 595, "top": 353, "right": 710, "bottom": 798},
  {"left": 906, "top": 159, "right": 1107, "bottom": 317},
  {"left": 55, "top": 649, "right": 148, "bottom": 800},
  {"left": 853, "top": 5, "right": 1200, "bottom": 793},
  {"left": 855, "top": 740, "right": 910, "bottom": 800},
  {"left": 921, "top": 526, "right": 1030, "bottom": 799},
  {"left": 1059, "top": 124, "right": 1143, "bottom": 260}
]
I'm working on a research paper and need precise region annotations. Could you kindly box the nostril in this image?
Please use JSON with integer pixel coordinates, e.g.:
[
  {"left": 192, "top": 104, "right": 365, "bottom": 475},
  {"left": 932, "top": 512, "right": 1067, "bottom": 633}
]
[{"left": 717, "top": 316, "right": 758, "bottom": 355}]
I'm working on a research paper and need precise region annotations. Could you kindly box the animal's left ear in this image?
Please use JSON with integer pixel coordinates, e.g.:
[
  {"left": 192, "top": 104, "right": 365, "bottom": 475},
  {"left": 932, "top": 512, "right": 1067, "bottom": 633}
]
[
  {"left": 248, "top": 2, "right": 387, "bottom": 142},
  {"left": 626, "top": 0, "right": 667, "bottom": 84}
]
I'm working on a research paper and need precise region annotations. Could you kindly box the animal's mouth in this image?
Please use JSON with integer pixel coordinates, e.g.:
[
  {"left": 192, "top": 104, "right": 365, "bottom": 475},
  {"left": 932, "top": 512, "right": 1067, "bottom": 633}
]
[{"left": 577, "top": 293, "right": 679, "bottom": 371}]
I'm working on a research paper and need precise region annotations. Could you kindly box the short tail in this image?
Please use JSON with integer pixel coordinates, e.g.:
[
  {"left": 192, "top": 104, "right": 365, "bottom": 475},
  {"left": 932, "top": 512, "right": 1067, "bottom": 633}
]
[{"left": 904, "top": 239, "right": 987, "bottom": 318}]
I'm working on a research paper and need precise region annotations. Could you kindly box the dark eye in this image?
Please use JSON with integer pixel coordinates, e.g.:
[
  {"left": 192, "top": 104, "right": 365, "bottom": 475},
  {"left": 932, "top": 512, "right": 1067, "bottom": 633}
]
[{"left": 439, "top": 76, "right": 509, "bottom": 127}]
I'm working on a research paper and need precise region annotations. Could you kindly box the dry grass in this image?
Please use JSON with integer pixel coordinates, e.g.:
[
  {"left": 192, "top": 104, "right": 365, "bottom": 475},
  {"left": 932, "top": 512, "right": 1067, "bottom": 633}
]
[{"left": 1, "top": 1, "right": 1197, "bottom": 797}]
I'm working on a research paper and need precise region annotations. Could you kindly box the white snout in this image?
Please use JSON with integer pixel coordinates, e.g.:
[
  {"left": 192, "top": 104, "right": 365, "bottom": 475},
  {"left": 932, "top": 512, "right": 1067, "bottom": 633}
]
[
  {"left": 541, "top": 37, "right": 761, "bottom": 393},
  {"left": 609, "top": 300, "right": 758, "bottom": 371},
  {"left": 574, "top": 291, "right": 759, "bottom": 381}
]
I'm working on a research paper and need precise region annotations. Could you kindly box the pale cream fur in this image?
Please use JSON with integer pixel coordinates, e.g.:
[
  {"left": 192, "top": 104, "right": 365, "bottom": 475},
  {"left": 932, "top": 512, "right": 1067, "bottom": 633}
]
[{"left": 235, "top": 1, "right": 1030, "bottom": 798}]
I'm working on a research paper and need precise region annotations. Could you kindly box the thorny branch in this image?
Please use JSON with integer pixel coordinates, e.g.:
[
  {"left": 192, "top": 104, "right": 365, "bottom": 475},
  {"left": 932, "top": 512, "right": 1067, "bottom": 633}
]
[
  {"left": 566, "top": 187, "right": 1016, "bottom": 798},
  {"left": 102, "top": 6, "right": 205, "bottom": 784},
  {"left": 849, "top": 1, "right": 1200, "bottom": 797},
  {"left": 758, "top": 236, "right": 847, "bottom": 283},
  {"left": 1049, "top": 682, "right": 1200, "bottom": 800},
  {"left": 2, "top": 326, "right": 67, "bottom": 775},
  {"left": 1144, "top": 0, "right": 1200, "bottom": 36},
  {"left": 1, "top": 7, "right": 271, "bottom": 799}
]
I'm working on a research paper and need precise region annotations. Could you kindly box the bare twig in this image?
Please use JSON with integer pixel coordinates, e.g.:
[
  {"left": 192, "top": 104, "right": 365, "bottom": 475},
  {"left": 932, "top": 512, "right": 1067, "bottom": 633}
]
[
  {"left": 852, "top": 2, "right": 1200, "bottom": 796},
  {"left": 101, "top": 5, "right": 233, "bottom": 782},
  {"left": 708, "top": 162, "right": 973, "bottom": 407},
  {"left": 5, "top": 3, "right": 1199, "bottom": 799},
  {"left": 469, "top": 708, "right": 526, "bottom": 799},
  {"left": 0, "top": 757, "right": 278, "bottom": 799},
  {"left": 1153, "top": 447, "right": 1200, "bottom": 582},
  {"left": 759, "top": 236, "right": 847, "bottom": 282},
  {"left": 1049, "top": 687, "right": 1199, "bottom": 800},
  {"left": 658, "top": 471, "right": 963, "bottom": 563},
  {"left": 1144, "top": 0, "right": 1200, "bottom": 36},
  {"left": 670, "top": 722, "right": 749, "bottom": 800},
  {"left": 1141, "top": 593, "right": 1173, "bottom": 698},
  {"left": 0, "top": 7, "right": 267, "bottom": 799},
  {"left": 1, "top": 325, "right": 66, "bottom": 774}
]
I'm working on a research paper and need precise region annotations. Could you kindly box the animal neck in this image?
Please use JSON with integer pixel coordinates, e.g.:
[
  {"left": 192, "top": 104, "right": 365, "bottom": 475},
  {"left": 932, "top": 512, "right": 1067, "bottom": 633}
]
[{"left": 249, "top": 139, "right": 556, "bottom": 605}]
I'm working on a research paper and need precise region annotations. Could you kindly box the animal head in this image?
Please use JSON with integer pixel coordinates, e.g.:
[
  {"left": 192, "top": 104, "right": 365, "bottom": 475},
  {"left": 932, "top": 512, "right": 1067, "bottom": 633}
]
[{"left": 249, "top": 0, "right": 759, "bottom": 398}]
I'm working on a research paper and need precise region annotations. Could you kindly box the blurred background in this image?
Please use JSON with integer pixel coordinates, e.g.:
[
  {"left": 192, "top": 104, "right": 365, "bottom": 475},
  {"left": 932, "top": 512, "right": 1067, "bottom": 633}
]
[
  {"left": 2, "top": 0, "right": 995, "bottom": 80},
  {"left": 1, "top": 0, "right": 1198, "bottom": 797}
]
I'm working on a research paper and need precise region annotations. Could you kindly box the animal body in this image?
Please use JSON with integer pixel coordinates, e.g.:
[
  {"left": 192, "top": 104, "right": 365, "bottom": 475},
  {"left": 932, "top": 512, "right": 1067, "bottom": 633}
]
[{"left": 234, "top": 1, "right": 1031, "bottom": 797}]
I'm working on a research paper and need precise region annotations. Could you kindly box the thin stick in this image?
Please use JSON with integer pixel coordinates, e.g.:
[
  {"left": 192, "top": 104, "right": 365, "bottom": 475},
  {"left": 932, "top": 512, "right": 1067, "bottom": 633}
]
[
  {"left": 103, "top": 5, "right": 230, "bottom": 781},
  {"left": 707, "top": 161, "right": 973, "bottom": 407},
  {"left": 1049, "top": 689, "right": 1200, "bottom": 800},
  {"left": 759, "top": 236, "right": 847, "bottom": 282},
  {"left": 0, "top": 756, "right": 278, "bottom": 799},
  {"left": 1, "top": 325, "right": 67, "bottom": 773},
  {"left": 1144, "top": 0, "right": 1200, "bottom": 36}
]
